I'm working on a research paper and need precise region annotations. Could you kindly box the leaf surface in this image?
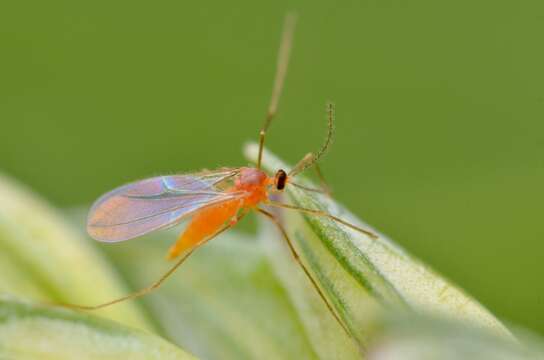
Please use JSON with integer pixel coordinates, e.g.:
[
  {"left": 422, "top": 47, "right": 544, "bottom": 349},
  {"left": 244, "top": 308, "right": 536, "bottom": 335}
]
[
  {"left": 0, "top": 299, "right": 194, "bottom": 360},
  {"left": 245, "top": 143, "right": 512, "bottom": 354},
  {"left": 0, "top": 173, "right": 152, "bottom": 331}
]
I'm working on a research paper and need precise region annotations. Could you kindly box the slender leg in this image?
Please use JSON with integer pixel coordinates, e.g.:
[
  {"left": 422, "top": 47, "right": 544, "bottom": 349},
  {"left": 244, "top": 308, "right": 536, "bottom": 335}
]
[
  {"left": 266, "top": 201, "right": 379, "bottom": 240},
  {"left": 313, "top": 163, "right": 332, "bottom": 196},
  {"left": 256, "top": 207, "right": 352, "bottom": 337},
  {"left": 55, "top": 220, "right": 239, "bottom": 311},
  {"left": 257, "top": 14, "right": 297, "bottom": 169}
]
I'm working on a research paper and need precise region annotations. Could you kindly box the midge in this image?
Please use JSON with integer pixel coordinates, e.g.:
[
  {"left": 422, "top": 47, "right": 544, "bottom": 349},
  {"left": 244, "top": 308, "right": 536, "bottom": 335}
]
[{"left": 69, "top": 14, "right": 378, "bottom": 335}]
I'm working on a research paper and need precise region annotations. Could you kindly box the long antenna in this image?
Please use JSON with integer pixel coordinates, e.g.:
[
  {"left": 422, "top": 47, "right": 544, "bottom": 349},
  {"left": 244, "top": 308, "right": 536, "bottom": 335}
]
[
  {"left": 257, "top": 13, "right": 297, "bottom": 169},
  {"left": 289, "top": 102, "right": 335, "bottom": 177},
  {"left": 313, "top": 102, "right": 335, "bottom": 164}
]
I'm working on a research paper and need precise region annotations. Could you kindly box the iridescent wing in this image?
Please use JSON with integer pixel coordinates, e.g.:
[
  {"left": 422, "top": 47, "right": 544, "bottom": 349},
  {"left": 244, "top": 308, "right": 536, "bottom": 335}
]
[{"left": 87, "top": 168, "right": 244, "bottom": 242}]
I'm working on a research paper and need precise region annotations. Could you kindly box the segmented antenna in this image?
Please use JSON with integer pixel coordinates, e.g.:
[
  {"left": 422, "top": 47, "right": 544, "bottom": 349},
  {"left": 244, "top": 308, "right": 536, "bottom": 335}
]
[{"left": 289, "top": 102, "right": 335, "bottom": 176}]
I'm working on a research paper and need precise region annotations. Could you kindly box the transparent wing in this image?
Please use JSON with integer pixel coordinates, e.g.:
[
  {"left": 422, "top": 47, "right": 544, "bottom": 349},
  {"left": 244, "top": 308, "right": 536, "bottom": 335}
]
[{"left": 87, "top": 168, "right": 244, "bottom": 242}]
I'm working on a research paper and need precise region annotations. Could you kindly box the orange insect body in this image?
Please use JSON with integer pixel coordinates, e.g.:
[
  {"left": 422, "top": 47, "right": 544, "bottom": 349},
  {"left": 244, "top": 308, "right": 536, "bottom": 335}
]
[{"left": 167, "top": 168, "right": 270, "bottom": 259}]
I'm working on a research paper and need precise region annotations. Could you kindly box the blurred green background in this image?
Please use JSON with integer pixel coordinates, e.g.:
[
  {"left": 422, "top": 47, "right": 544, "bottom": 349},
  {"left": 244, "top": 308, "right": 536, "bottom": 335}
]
[{"left": 1, "top": 0, "right": 543, "bottom": 336}]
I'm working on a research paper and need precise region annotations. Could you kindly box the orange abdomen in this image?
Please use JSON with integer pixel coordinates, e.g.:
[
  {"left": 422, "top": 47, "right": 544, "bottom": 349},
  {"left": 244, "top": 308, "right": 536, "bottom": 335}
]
[{"left": 167, "top": 199, "right": 241, "bottom": 259}]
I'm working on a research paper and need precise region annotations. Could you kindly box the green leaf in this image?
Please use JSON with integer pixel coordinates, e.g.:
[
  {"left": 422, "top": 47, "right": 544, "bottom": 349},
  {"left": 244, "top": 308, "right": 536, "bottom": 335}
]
[
  {"left": 368, "top": 313, "right": 544, "bottom": 360},
  {"left": 0, "top": 298, "right": 194, "bottom": 360},
  {"left": 102, "top": 229, "right": 319, "bottom": 360},
  {"left": 244, "top": 143, "right": 512, "bottom": 353},
  {"left": 0, "top": 173, "right": 152, "bottom": 331}
]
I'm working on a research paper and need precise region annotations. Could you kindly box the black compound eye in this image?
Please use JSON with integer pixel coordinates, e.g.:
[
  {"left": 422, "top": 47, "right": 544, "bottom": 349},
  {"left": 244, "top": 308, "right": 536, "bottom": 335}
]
[{"left": 276, "top": 169, "right": 287, "bottom": 190}]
